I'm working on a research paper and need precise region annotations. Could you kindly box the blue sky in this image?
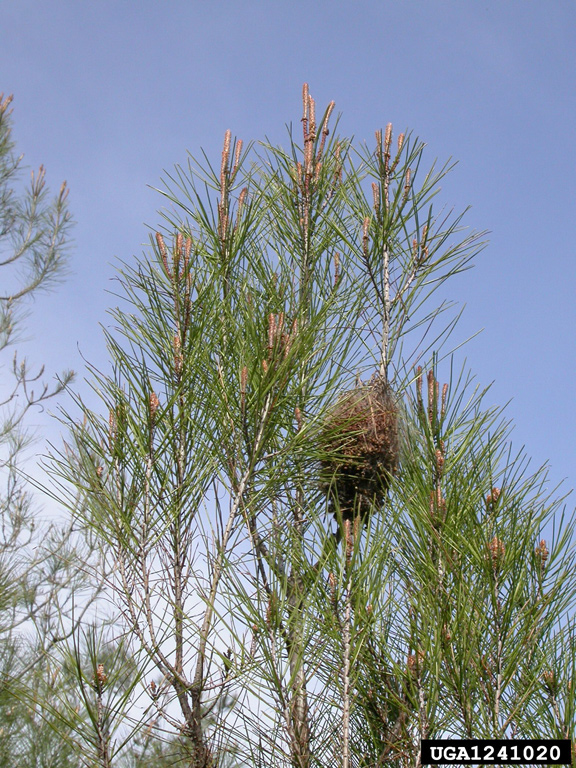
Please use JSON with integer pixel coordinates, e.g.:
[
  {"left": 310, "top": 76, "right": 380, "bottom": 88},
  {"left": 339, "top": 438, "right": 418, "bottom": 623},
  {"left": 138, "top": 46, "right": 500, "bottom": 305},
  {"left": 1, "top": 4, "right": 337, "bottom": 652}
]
[{"left": 2, "top": 1, "right": 575, "bottom": 501}]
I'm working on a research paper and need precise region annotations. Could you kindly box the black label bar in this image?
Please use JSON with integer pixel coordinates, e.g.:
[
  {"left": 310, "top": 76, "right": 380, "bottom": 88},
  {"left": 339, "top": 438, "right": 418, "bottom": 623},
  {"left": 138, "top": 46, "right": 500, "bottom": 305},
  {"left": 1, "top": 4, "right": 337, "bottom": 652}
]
[{"left": 421, "top": 739, "right": 572, "bottom": 765}]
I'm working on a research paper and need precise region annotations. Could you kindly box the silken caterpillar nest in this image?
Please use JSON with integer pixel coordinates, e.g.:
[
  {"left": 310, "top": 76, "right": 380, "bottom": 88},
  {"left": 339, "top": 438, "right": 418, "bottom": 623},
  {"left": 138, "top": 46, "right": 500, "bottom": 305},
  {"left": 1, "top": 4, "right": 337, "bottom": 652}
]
[{"left": 320, "top": 374, "right": 400, "bottom": 523}]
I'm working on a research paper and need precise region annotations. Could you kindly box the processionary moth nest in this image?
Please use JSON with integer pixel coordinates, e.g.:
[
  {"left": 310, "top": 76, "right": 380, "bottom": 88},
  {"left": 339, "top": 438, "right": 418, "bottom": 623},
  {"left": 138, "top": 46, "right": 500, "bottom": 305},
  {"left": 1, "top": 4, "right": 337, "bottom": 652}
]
[{"left": 320, "top": 374, "right": 400, "bottom": 523}]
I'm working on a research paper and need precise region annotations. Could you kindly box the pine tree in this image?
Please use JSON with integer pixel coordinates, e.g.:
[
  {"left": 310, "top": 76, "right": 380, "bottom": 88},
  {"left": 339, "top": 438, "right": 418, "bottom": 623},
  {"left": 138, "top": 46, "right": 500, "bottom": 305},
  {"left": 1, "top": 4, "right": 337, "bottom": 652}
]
[
  {"left": 0, "top": 94, "right": 100, "bottom": 767},
  {"left": 49, "top": 86, "right": 576, "bottom": 767}
]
